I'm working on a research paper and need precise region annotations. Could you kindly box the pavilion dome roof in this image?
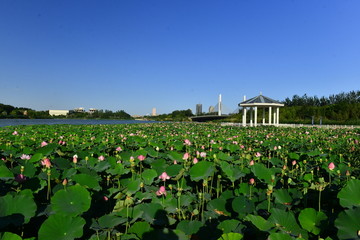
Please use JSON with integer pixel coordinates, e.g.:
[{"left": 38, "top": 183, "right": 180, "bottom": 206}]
[{"left": 239, "top": 94, "right": 284, "bottom": 107}]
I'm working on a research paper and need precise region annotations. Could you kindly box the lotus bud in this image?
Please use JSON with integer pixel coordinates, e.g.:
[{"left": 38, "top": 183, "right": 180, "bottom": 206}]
[
  {"left": 125, "top": 196, "right": 133, "bottom": 206},
  {"left": 140, "top": 182, "right": 144, "bottom": 188},
  {"left": 346, "top": 170, "right": 350, "bottom": 176},
  {"left": 20, "top": 166, "right": 24, "bottom": 173},
  {"left": 62, "top": 179, "right": 68, "bottom": 186}
]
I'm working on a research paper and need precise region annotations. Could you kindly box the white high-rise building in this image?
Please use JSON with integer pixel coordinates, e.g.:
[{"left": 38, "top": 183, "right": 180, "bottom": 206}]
[{"left": 152, "top": 108, "right": 157, "bottom": 116}]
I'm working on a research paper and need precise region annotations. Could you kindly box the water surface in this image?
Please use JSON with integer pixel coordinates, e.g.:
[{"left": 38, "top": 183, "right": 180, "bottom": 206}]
[{"left": 0, "top": 119, "right": 155, "bottom": 127}]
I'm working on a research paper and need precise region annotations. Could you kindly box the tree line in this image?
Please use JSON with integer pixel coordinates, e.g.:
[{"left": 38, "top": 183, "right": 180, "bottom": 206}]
[
  {"left": 0, "top": 103, "right": 133, "bottom": 120},
  {"left": 280, "top": 90, "right": 360, "bottom": 124}
]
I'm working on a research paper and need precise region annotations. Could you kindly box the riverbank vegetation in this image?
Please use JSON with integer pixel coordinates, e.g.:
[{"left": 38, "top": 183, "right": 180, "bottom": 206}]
[{"left": 0, "top": 123, "right": 359, "bottom": 239}]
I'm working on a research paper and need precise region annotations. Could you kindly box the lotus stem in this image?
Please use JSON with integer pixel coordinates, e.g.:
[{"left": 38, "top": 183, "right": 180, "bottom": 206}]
[{"left": 46, "top": 170, "right": 51, "bottom": 200}]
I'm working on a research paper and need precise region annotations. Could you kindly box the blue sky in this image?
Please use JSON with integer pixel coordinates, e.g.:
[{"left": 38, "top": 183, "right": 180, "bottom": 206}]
[{"left": 1, "top": 0, "right": 359, "bottom": 116}]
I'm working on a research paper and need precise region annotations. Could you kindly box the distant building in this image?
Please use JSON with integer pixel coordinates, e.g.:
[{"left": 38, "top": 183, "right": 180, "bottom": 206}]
[
  {"left": 89, "top": 108, "right": 97, "bottom": 114},
  {"left": 73, "top": 107, "right": 85, "bottom": 113},
  {"left": 152, "top": 108, "right": 157, "bottom": 116},
  {"left": 209, "top": 106, "right": 215, "bottom": 113},
  {"left": 49, "top": 110, "right": 69, "bottom": 116},
  {"left": 196, "top": 104, "right": 202, "bottom": 115}
]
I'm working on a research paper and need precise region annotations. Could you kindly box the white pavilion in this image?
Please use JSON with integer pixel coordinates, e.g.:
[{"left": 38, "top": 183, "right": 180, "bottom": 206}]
[{"left": 239, "top": 94, "right": 284, "bottom": 126}]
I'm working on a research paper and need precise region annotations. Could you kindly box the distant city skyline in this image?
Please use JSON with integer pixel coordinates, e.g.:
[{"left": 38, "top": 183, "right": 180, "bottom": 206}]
[{"left": 1, "top": 1, "right": 359, "bottom": 116}]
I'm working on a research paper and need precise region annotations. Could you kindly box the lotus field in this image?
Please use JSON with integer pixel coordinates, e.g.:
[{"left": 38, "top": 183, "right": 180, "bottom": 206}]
[{"left": 1, "top": 123, "right": 360, "bottom": 240}]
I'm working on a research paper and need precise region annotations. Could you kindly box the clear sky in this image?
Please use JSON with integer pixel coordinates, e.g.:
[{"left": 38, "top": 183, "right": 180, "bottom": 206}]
[{"left": 1, "top": 0, "right": 359, "bottom": 116}]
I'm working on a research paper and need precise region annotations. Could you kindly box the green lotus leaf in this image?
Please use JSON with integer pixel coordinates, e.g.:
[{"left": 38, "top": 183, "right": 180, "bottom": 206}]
[
  {"left": 217, "top": 219, "right": 241, "bottom": 233},
  {"left": 0, "top": 232, "right": 22, "bottom": 240},
  {"left": 93, "top": 160, "right": 110, "bottom": 172},
  {"left": 128, "top": 221, "right": 151, "bottom": 239},
  {"left": 208, "top": 198, "right": 231, "bottom": 217},
  {"left": 337, "top": 179, "right": 360, "bottom": 208},
  {"left": 0, "top": 165, "right": 13, "bottom": 179},
  {"left": 268, "top": 232, "right": 293, "bottom": 240},
  {"left": 298, "top": 208, "right": 327, "bottom": 235},
  {"left": 217, "top": 152, "right": 233, "bottom": 161},
  {"left": 245, "top": 214, "right": 274, "bottom": 231},
  {"left": 288, "top": 152, "right": 299, "bottom": 160},
  {"left": 141, "top": 169, "right": 158, "bottom": 185},
  {"left": 106, "top": 163, "right": 129, "bottom": 176},
  {"left": 189, "top": 161, "right": 215, "bottom": 182},
  {"left": 251, "top": 164, "right": 273, "bottom": 184},
  {"left": 38, "top": 214, "right": 85, "bottom": 240},
  {"left": 98, "top": 213, "right": 127, "bottom": 229},
  {"left": 151, "top": 159, "right": 168, "bottom": 175},
  {"left": 335, "top": 207, "right": 360, "bottom": 240},
  {"left": 71, "top": 173, "right": 101, "bottom": 190},
  {"left": 0, "top": 189, "right": 36, "bottom": 225},
  {"left": 269, "top": 208, "right": 307, "bottom": 238},
  {"left": 217, "top": 232, "right": 243, "bottom": 240},
  {"left": 232, "top": 196, "right": 255, "bottom": 215},
  {"left": 126, "top": 178, "right": 141, "bottom": 194},
  {"left": 273, "top": 189, "right": 293, "bottom": 206},
  {"left": 176, "top": 220, "right": 202, "bottom": 235},
  {"left": 29, "top": 153, "right": 43, "bottom": 163},
  {"left": 35, "top": 143, "right": 57, "bottom": 156},
  {"left": 140, "top": 203, "right": 166, "bottom": 226},
  {"left": 220, "top": 161, "right": 245, "bottom": 183},
  {"left": 144, "top": 147, "right": 159, "bottom": 158},
  {"left": 165, "top": 164, "right": 183, "bottom": 177},
  {"left": 51, "top": 185, "right": 91, "bottom": 217}
]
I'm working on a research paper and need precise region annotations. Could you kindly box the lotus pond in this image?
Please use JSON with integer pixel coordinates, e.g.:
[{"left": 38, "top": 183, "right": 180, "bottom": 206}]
[{"left": 0, "top": 123, "right": 359, "bottom": 240}]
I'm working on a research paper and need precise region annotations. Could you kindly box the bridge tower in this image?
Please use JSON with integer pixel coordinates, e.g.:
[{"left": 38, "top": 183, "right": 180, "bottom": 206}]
[{"left": 218, "top": 94, "right": 222, "bottom": 116}]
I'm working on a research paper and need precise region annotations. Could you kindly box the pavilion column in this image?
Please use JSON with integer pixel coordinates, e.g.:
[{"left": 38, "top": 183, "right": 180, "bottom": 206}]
[
  {"left": 250, "top": 107, "right": 253, "bottom": 127},
  {"left": 268, "top": 107, "right": 272, "bottom": 125},
  {"left": 254, "top": 107, "right": 258, "bottom": 127},
  {"left": 242, "top": 107, "right": 247, "bottom": 127},
  {"left": 276, "top": 107, "right": 280, "bottom": 126},
  {"left": 262, "top": 108, "right": 265, "bottom": 125},
  {"left": 273, "top": 110, "right": 276, "bottom": 126}
]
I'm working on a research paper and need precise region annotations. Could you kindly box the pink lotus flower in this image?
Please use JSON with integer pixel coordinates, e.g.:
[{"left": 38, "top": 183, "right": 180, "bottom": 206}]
[
  {"left": 183, "top": 152, "right": 189, "bottom": 160},
  {"left": 193, "top": 158, "right": 198, "bottom": 164},
  {"left": 292, "top": 160, "right": 297, "bottom": 166},
  {"left": 156, "top": 186, "right": 167, "bottom": 196},
  {"left": 137, "top": 155, "right": 146, "bottom": 161},
  {"left": 200, "top": 152, "right": 206, "bottom": 158},
  {"left": 173, "top": 160, "right": 177, "bottom": 165},
  {"left": 184, "top": 139, "right": 191, "bottom": 146},
  {"left": 240, "top": 145, "right": 245, "bottom": 149},
  {"left": 249, "top": 160, "right": 255, "bottom": 166},
  {"left": 41, "top": 141, "right": 48, "bottom": 147},
  {"left": 103, "top": 196, "right": 109, "bottom": 201},
  {"left": 73, "top": 154, "right": 78, "bottom": 163},
  {"left": 116, "top": 147, "right": 122, "bottom": 151},
  {"left": 249, "top": 178, "right": 255, "bottom": 185},
  {"left": 15, "top": 174, "right": 26, "bottom": 183},
  {"left": 274, "top": 146, "right": 278, "bottom": 150},
  {"left": 328, "top": 162, "right": 335, "bottom": 171},
  {"left": 20, "top": 154, "right": 31, "bottom": 160},
  {"left": 98, "top": 155, "right": 105, "bottom": 161},
  {"left": 159, "top": 172, "right": 170, "bottom": 181},
  {"left": 41, "top": 158, "right": 51, "bottom": 168},
  {"left": 255, "top": 152, "right": 261, "bottom": 158},
  {"left": 12, "top": 131, "right": 18, "bottom": 135}
]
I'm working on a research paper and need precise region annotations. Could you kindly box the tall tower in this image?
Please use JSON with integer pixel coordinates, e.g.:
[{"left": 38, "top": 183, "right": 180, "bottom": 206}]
[
  {"left": 196, "top": 104, "right": 202, "bottom": 115},
  {"left": 218, "top": 94, "right": 222, "bottom": 116},
  {"left": 152, "top": 108, "right": 156, "bottom": 116}
]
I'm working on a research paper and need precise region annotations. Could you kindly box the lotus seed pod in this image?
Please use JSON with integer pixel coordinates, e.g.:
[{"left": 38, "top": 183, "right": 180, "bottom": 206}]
[
  {"left": 140, "top": 182, "right": 144, "bottom": 188},
  {"left": 319, "top": 177, "right": 325, "bottom": 183},
  {"left": 20, "top": 166, "right": 24, "bottom": 173},
  {"left": 85, "top": 156, "right": 89, "bottom": 161},
  {"left": 288, "top": 178, "right": 292, "bottom": 184}
]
